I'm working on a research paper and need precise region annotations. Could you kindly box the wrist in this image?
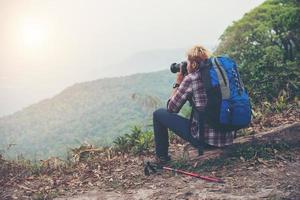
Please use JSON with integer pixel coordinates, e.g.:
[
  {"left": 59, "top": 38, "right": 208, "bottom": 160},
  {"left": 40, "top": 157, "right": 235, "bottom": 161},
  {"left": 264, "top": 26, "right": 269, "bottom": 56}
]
[
  {"left": 176, "top": 74, "right": 184, "bottom": 83},
  {"left": 172, "top": 83, "right": 180, "bottom": 89}
]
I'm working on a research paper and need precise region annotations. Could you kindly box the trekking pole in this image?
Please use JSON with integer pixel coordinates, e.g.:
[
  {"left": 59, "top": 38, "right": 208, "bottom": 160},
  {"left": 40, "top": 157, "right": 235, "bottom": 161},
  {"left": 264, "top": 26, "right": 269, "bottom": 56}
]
[{"left": 162, "top": 166, "right": 224, "bottom": 183}]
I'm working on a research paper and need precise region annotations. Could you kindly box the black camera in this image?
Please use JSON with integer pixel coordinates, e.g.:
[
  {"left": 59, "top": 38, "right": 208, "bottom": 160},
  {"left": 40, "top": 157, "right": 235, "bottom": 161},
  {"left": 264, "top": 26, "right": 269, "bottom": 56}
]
[{"left": 170, "top": 61, "right": 188, "bottom": 75}]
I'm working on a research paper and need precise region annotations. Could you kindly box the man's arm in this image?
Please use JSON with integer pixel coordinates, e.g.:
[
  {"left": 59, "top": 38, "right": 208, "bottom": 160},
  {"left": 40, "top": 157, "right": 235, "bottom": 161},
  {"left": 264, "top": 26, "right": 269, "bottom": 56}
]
[
  {"left": 171, "top": 71, "right": 184, "bottom": 98},
  {"left": 167, "top": 75, "right": 192, "bottom": 113},
  {"left": 170, "top": 87, "right": 179, "bottom": 98}
]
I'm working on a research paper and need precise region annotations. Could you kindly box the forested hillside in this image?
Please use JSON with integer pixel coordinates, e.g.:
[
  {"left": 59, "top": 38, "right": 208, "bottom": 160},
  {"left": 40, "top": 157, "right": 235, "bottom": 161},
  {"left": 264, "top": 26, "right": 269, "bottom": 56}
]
[
  {"left": 0, "top": 70, "right": 174, "bottom": 159},
  {"left": 216, "top": 0, "right": 300, "bottom": 103}
]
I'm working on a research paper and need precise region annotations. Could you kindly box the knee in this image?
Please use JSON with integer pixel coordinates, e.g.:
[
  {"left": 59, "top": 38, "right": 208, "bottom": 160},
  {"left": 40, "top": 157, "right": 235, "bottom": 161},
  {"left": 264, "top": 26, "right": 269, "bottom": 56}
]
[{"left": 153, "top": 108, "right": 168, "bottom": 119}]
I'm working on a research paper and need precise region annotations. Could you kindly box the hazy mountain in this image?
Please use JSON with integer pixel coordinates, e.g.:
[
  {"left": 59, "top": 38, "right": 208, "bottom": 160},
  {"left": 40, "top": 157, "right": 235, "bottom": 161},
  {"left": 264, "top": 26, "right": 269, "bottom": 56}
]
[
  {"left": 0, "top": 48, "right": 186, "bottom": 118},
  {"left": 92, "top": 48, "right": 186, "bottom": 77},
  {"left": 100, "top": 46, "right": 216, "bottom": 77},
  {"left": 0, "top": 70, "right": 175, "bottom": 160}
]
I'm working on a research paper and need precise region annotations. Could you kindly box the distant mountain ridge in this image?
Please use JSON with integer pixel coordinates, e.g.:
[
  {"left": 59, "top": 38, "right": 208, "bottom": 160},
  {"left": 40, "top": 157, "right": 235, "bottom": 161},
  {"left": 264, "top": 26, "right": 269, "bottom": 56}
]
[
  {"left": 93, "top": 48, "right": 186, "bottom": 77},
  {"left": 0, "top": 70, "right": 175, "bottom": 159},
  {"left": 103, "top": 45, "right": 216, "bottom": 77},
  {"left": 0, "top": 48, "right": 186, "bottom": 117}
]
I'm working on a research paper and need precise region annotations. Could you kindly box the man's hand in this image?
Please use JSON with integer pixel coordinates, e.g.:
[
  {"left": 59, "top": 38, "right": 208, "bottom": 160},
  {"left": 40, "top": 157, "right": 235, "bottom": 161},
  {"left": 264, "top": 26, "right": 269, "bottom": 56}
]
[
  {"left": 176, "top": 66, "right": 184, "bottom": 84},
  {"left": 176, "top": 72, "right": 184, "bottom": 84},
  {"left": 170, "top": 72, "right": 184, "bottom": 98}
]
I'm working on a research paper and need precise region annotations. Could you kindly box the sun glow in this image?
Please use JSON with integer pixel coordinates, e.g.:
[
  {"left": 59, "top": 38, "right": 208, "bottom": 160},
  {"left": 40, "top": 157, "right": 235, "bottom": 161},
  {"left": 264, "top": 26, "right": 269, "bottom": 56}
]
[{"left": 22, "top": 21, "right": 47, "bottom": 48}]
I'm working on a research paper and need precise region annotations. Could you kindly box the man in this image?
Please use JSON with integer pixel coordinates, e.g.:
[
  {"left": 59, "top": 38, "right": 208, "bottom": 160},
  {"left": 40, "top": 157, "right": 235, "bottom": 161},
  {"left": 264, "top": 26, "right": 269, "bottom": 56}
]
[{"left": 153, "top": 45, "right": 234, "bottom": 164}]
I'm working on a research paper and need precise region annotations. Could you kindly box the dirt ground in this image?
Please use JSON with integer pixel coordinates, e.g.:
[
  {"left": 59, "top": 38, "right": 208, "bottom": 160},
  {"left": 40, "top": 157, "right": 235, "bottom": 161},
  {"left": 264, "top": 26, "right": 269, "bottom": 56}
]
[
  {"left": 54, "top": 147, "right": 300, "bottom": 200},
  {"left": 1, "top": 122, "right": 299, "bottom": 200},
  {"left": 54, "top": 123, "right": 300, "bottom": 200}
]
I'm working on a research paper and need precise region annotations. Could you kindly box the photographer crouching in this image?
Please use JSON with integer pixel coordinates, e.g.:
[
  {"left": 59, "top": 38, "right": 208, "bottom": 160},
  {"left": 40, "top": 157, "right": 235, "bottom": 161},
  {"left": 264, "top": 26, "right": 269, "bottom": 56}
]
[{"left": 153, "top": 45, "right": 234, "bottom": 165}]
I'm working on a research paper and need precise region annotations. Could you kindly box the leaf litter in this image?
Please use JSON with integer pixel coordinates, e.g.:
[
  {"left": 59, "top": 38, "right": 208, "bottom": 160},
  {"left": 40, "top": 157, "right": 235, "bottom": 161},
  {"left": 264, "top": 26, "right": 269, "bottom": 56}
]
[{"left": 0, "top": 108, "right": 299, "bottom": 200}]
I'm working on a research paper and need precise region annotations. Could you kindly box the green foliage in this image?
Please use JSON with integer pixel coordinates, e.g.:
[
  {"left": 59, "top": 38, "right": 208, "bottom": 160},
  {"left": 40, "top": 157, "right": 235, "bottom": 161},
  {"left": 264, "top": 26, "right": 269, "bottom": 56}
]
[
  {"left": 274, "top": 94, "right": 289, "bottom": 112},
  {"left": 216, "top": 0, "right": 300, "bottom": 103},
  {"left": 131, "top": 130, "right": 154, "bottom": 155},
  {"left": 252, "top": 96, "right": 299, "bottom": 119},
  {"left": 124, "top": 126, "right": 143, "bottom": 147},
  {"left": 113, "top": 136, "right": 129, "bottom": 153},
  {"left": 113, "top": 126, "right": 154, "bottom": 155}
]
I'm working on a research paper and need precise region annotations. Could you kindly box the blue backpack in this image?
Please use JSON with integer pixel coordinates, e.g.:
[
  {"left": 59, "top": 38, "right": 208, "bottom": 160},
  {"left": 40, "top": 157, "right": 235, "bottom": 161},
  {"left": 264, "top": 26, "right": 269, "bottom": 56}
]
[{"left": 199, "top": 55, "right": 252, "bottom": 132}]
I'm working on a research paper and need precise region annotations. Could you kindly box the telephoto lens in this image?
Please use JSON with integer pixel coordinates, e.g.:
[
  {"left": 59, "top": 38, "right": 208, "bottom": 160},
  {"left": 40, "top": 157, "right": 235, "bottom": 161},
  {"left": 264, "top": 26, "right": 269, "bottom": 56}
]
[{"left": 170, "top": 61, "right": 188, "bottom": 75}]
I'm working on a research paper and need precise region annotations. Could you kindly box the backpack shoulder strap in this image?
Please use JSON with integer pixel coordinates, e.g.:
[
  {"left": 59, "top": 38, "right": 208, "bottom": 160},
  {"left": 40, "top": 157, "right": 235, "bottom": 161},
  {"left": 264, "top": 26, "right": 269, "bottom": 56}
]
[{"left": 211, "top": 57, "right": 230, "bottom": 99}]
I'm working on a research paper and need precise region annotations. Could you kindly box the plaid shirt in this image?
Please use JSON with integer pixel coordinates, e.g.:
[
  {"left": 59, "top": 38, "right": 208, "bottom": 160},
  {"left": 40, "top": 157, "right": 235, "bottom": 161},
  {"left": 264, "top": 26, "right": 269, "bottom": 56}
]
[{"left": 167, "top": 68, "right": 234, "bottom": 147}]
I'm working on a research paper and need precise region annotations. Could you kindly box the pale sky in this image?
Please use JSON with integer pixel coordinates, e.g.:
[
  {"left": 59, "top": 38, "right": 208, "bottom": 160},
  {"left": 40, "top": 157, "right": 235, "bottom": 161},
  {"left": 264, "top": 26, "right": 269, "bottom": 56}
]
[{"left": 0, "top": 0, "right": 265, "bottom": 116}]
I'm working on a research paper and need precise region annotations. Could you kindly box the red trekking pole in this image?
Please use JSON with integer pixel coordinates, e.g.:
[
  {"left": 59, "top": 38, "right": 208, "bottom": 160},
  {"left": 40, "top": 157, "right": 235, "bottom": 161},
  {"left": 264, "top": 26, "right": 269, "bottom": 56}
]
[
  {"left": 162, "top": 166, "right": 224, "bottom": 183},
  {"left": 144, "top": 162, "right": 224, "bottom": 183}
]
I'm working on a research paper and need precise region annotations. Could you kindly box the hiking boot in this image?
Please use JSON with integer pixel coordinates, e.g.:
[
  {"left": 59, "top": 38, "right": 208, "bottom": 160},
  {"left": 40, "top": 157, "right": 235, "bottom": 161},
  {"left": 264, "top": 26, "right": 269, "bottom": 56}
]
[
  {"left": 143, "top": 155, "right": 171, "bottom": 176},
  {"left": 155, "top": 155, "right": 171, "bottom": 166}
]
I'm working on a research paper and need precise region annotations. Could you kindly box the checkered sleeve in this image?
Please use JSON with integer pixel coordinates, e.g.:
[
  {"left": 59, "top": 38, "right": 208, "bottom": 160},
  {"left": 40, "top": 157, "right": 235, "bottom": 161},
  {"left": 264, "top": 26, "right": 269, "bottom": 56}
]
[
  {"left": 192, "top": 77, "right": 207, "bottom": 111},
  {"left": 167, "top": 76, "right": 192, "bottom": 113}
]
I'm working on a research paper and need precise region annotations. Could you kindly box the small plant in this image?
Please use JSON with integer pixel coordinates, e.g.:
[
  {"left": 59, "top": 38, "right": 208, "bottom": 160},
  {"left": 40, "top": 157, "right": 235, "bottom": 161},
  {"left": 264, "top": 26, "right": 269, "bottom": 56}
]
[
  {"left": 113, "top": 135, "right": 129, "bottom": 153},
  {"left": 261, "top": 101, "right": 273, "bottom": 114},
  {"left": 124, "top": 126, "right": 143, "bottom": 147},
  {"left": 132, "top": 130, "right": 153, "bottom": 155},
  {"left": 274, "top": 94, "right": 288, "bottom": 113},
  {"left": 113, "top": 126, "right": 154, "bottom": 155}
]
